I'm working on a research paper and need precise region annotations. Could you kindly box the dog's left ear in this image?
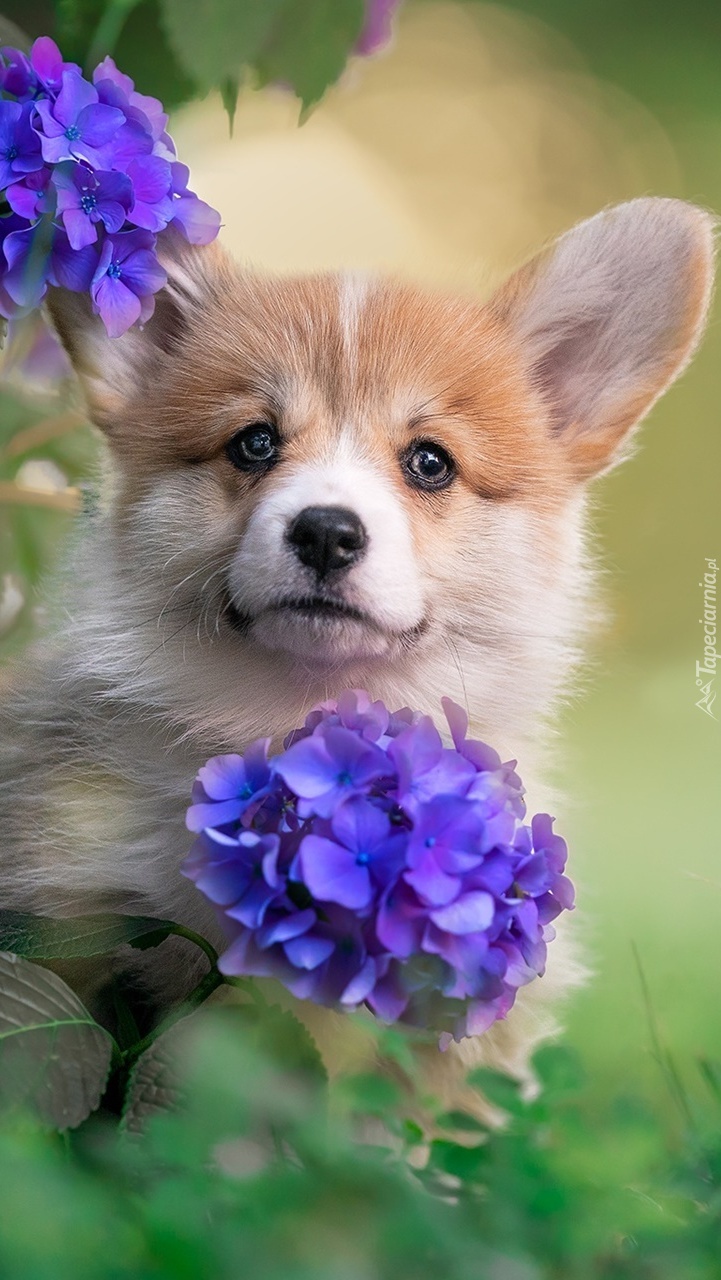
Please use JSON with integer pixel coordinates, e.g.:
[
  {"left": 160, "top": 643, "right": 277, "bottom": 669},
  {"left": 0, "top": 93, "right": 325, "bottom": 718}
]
[{"left": 489, "top": 198, "right": 716, "bottom": 479}]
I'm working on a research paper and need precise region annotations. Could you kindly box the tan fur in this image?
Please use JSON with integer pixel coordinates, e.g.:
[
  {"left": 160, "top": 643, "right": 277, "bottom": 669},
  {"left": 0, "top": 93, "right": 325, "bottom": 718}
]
[{"left": 1, "top": 198, "right": 714, "bottom": 1113}]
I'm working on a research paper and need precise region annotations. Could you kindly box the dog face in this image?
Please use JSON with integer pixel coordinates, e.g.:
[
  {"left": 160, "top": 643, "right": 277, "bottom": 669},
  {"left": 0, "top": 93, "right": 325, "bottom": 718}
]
[{"left": 48, "top": 199, "right": 714, "bottom": 742}]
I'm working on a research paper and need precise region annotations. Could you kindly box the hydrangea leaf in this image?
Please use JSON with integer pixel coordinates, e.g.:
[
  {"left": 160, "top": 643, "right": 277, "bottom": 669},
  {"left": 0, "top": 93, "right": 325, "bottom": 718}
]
[
  {"left": 55, "top": 0, "right": 106, "bottom": 64},
  {"left": 0, "top": 909, "right": 177, "bottom": 960},
  {"left": 336, "top": 1070, "right": 402, "bottom": 1116},
  {"left": 435, "top": 1109, "right": 489, "bottom": 1135},
  {"left": 159, "top": 0, "right": 285, "bottom": 90},
  {"left": 220, "top": 77, "right": 240, "bottom": 132},
  {"left": 466, "top": 1067, "right": 528, "bottom": 1118},
  {"left": 0, "top": 950, "right": 115, "bottom": 1128},
  {"left": 255, "top": 0, "right": 367, "bottom": 111},
  {"left": 121, "top": 1012, "right": 188, "bottom": 1133},
  {"left": 123, "top": 998, "right": 326, "bottom": 1133},
  {"left": 114, "top": 0, "right": 196, "bottom": 110},
  {"left": 531, "top": 1044, "right": 585, "bottom": 1100}
]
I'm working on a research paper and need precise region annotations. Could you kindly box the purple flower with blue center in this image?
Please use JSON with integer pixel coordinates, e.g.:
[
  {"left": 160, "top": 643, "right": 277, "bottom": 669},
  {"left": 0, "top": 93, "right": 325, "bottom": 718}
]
[
  {"left": 90, "top": 228, "right": 167, "bottom": 337},
  {"left": 275, "top": 725, "right": 389, "bottom": 820},
  {"left": 187, "top": 739, "right": 273, "bottom": 833},
  {"left": 54, "top": 162, "right": 132, "bottom": 250},
  {"left": 0, "top": 101, "right": 44, "bottom": 189},
  {"left": 185, "top": 690, "right": 574, "bottom": 1043},
  {"left": 34, "top": 70, "right": 126, "bottom": 168},
  {"left": 297, "top": 796, "right": 406, "bottom": 908}
]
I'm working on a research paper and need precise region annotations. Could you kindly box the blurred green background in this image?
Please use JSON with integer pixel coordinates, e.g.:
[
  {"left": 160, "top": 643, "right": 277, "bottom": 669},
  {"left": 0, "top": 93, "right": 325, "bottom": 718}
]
[{"left": 1, "top": 0, "right": 720, "bottom": 1118}]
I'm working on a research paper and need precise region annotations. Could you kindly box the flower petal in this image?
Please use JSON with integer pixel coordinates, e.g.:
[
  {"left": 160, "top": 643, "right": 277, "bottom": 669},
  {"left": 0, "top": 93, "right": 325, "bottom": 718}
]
[
  {"left": 430, "top": 891, "right": 495, "bottom": 935},
  {"left": 92, "top": 274, "right": 141, "bottom": 337},
  {"left": 284, "top": 934, "right": 335, "bottom": 970},
  {"left": 299, "top": 834, "right": 372, "bottom": 909}
]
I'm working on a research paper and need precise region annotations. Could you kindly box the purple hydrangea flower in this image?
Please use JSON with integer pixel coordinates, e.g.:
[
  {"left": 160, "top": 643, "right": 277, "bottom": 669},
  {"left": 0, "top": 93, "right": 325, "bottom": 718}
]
[
  {"left": 297, "top": 796, "right": 406, "bottom": 908},
  {"left": 0, "top": 101, "right": 44, "bottom": 189},
  {"left": 187, "top": 739, "right": 273, "bottom": 833},
  {"left": 0, "top": 217, "right": 99, "bottom": 319},
  {"left": 49, "top": 229, "right": 100, "bottom": 294},
  {"left": 0, "top": 39, "right": 221, "bottom": 338},
  {"left": 169, "top": 162, "right": 222, "bottom": 245},
  {"left": 276, "top": 725, "right": 389, "bottom": 820},
  {"left": 125, "top": 156, "right": 173, "bottom": 231},
  {"left": 54, "top": 162, "right": 132, "bottom": 250},
  {"left": 30, "top": 36, "right": 80, "bottom": 96},
  {"left": 90, "top": 228, "right": 167, "bottom": 337},
  {"left": 0, "top": 219, "right": 52, "bottom": 315},
  {"left": 5, "top": 166, "right": 53, "bottom": 221},
  {"left": 185, "top": 690, "right": 574, "bottom": 1043},
  {"left": 34, "top": 70, "right": 126, "bottom": 168},
  {"left": 0, "top": 47, "right": 36, "bottom": 100},
  {"left": 92, "top": 56, "right": 169, "bottom": 144}
]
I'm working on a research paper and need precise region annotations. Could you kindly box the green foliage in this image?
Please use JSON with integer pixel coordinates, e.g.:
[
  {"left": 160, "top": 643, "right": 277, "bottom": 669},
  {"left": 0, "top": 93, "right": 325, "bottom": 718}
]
[
  {"left": 160, "top": 0, "right": 284, "bottom": 92},
  {"left": 253, "top": 0, "right": 367, "bottom": 113},
  {"left": 157, "top": 0, "right": 367, "bottom": 114},
  {"left": 0, "top": 909, "right": 718, "bottom": 1277},
  {"left": 0, "top": 996, "right": 719, "bottom": 1278},
  {"left": 42, "top": 0, "right": 369, "bottom": 115}
]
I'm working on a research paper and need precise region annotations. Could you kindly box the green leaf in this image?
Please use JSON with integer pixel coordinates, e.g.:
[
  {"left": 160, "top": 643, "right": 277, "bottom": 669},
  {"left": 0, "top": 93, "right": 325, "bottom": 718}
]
[
  {"left": 241, "top": 999, "right": 327, "bottom": 1084},
  {"left": 56, "top": 0, "right": 106, "bottom": 65},
  {"left": 466, "top": 1067, "right": 528, "bottom": 1117},
  {"left": 532, "top": 1044, "right": 585, "bottom": 1100},
  {"left": 160, "top": 0, "right": 284, "bottom": 89},
  {"left": 122, "top": 1013, "right": 189, "bottom": 1133},
  {"left": 435, "top": 1109, "right": 489, "bottom": 1134},
  {"left": 257, "top": 0, "right": 366, "bottom": 111},
  {"left": 337, "top": 1071, "right": 402, "bottom": 1115},
  {"left": 114, "top": 0, "right": 196, "bottom": 110},
  {"left": 429, "top": 1137, "right": 489, "bottom": 1182},
  {"left": 123, "top": 998, "right": 327, "bottom": 1134},
  {"left": 220, "top": 77, "right": 240, "bottom": 132},
  {"left": 0, "top": 910, "right": 176, "bottom": 961},
  {"left": 0, "top": 951, "right": 115, "bottom": 1129}
]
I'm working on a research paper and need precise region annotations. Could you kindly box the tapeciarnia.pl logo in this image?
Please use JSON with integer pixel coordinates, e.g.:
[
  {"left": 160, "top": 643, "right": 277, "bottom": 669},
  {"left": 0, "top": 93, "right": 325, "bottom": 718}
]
[{"left": 696, "top": 557, "right": 718, "bottom": 719}]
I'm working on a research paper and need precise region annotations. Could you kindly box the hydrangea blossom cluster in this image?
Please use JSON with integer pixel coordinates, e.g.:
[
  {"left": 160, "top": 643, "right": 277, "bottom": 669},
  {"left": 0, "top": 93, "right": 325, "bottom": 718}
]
[
  {"left": 0, "top": 38, "right": 220, "bottom": 337},
  {"left": 184, "top": 692, "right": 574, "bottom": 1044}
]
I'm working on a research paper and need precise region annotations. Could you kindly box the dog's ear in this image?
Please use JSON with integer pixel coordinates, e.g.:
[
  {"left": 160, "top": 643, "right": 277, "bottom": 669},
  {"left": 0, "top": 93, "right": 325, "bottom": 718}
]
[
  {"left": 46, "top": 233, "right": 234, "bottom": 432},
  {"left": 489, "top": 198, "right": 716, "bottom": 479}
]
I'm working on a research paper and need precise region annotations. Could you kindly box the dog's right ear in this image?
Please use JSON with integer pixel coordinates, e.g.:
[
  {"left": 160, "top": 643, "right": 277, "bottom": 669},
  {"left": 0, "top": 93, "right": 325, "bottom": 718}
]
[{"left": 46, "top": 233, "right": 233, "bottom": 432}]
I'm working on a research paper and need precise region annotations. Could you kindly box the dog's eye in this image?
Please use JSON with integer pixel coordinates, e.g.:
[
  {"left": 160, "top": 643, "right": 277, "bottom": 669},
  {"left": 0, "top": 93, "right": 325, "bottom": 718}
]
[
  {"left": 403, "top": 440, "right": 455, "bottom": 491},
  {"left": 226, "top": 423, "right": 279, "bottom": 471}
]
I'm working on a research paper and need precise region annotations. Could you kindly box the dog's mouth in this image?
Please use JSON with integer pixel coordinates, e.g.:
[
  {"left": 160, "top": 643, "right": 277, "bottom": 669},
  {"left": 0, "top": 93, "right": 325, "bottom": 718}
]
[
  {"left": 224, "top": 593, "right": 370, "bottom": 633},
  {"left": 224, "top": 590, "right": 429, "bottom": 657},
  {"left": 270, "top": 595, "right": 369, "bottom": 623}
]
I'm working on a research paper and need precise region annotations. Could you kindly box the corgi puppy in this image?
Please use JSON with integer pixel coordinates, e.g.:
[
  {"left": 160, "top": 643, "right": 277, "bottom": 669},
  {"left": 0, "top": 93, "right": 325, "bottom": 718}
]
[{"left": 0, "top": 197, "right": 714, "bottom": 1106}]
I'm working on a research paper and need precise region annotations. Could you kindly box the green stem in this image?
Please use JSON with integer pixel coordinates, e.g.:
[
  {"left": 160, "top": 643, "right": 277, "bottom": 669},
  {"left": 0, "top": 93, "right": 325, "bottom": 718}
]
[
  {"left": 120, "top": 965, "right": 224, "bottom": 1068},
  {"left": 169, "top": 923, "right": 220, "bottom": 969},
  {"left": 85, "top": 0, "right": 143, "bottom": 72}
]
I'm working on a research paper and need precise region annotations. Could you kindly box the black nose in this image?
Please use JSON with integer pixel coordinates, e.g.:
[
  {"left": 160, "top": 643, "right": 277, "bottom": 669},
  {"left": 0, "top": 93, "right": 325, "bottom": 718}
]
[{"left": 286, "top": 505, "right": 368, "bottom": 578}]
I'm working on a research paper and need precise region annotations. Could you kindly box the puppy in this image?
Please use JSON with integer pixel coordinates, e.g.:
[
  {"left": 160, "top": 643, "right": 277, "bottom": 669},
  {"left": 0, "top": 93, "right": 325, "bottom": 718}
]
[{"left": 0, "top": 197, "right": 714, "bottom": 1103}]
